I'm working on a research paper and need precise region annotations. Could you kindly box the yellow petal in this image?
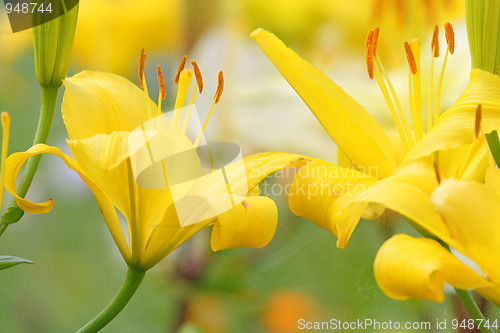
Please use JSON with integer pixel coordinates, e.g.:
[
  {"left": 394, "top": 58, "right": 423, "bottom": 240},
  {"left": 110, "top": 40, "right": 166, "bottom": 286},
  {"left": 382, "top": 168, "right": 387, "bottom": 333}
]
[
  {"left": 70, "top": 131, "right": 131, "bottom": 171},
  {"left": 211, "top": 196, "right": 277, "bottom": 251},
  {"left": 485, "top": 166, "right": 500, "bottom": 197},
  {"left": 4, "top": 144, "right": 131, "bottom": 262},
  {"left": 67, "top": 135, "right": 131, "bottom": 219},
  {"left": 431, "top": 178, "right": 500, "bottom": 282},
  {"left": 288, "top": 159, "right": 379, "bottom": 247},
  {"left": 406, "top": 69, "right": 500, "bottom": 161},
  {"left": 62, "top": 71, "right": 159, "bottom": 140},
  {"left": 251, "top": 28, "right": 396, "bottom": 178},
  {"left": 438, "top": 137, "right": 489, "bottom": 181},
  {"left": 140, "top": 203, "right": 207, "bottom": 269},
  {"left": 141, "top": 152, "right": 307, "bottom": 268},
  {"left": 374, "top": 234, "right": 492, "bottom": 302},
  {"left": 243, "top": 152, "right": 310, "bottom": 192},
  {"left": 336, "top": 161, "right": 450, "bottom": 246}
]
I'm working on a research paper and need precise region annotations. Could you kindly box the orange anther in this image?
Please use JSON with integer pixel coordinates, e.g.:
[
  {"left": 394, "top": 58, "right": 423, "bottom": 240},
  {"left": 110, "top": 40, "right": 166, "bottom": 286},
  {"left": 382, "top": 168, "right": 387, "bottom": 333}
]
[
  {"left": 431, "top": 25, "right": 439, "bottom": 58},
  {"left": 444, "top": 22, "right": 455, "bottom": 55},
  {"left": 404, "top": 41, "right": 417, "bottom": 75},
  {"left": 138, "top": 48, "right": 146, "bottom": 88},
  {"left": 174, "top": 55, "right": 187, "bottom": 85},
  {"left": 191, "top": 60, "right": 204, "bottom": 93}
]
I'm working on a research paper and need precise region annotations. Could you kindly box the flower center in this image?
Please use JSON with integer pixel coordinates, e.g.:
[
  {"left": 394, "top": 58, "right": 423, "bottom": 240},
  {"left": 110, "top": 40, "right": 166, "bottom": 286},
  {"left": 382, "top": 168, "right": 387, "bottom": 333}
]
[
  {"left": 365, "top": 23, "right": 455, "bottom": 153},
  {"left": 137, "top": 50, "right": 224, "bottom": 148}
]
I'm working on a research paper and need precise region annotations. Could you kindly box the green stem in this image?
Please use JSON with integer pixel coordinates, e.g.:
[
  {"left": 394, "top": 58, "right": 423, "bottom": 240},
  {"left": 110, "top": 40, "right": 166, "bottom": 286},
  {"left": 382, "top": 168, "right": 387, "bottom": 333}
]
[
  {"left": 455, "top": 288, "right": 494, "bottom": 333},
  {"left": 77, "top": 266, "right": 146, "bottom": 333},
  {"left": 435, "top": 241, "right": 493, "bottom": 333},
  {"left": 486, "top": 131, "right": 500, "bottom": 167},
  {"left": 1, "top": 85, "right": 58, "bottom": 225},
  {"left": 0, "top": 223, "right": 6, "bottom": 237}
]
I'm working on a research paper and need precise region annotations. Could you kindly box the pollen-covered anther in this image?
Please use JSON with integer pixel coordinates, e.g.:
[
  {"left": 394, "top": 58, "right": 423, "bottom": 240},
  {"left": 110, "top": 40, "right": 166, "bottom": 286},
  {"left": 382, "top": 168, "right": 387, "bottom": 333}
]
[
  {"left": 191, "top": 60, "right": 204, "bottom": 93},
  {"left": 431, "top": 25, "right": 439, "bottom": 58},
  {"left": 444, "top": 22, "right": 455, "bottom": 55},
  {"left": 214, "top": 71, "right": 224, "bottom": 104},
  {"left": 404, "top": 42, "right": 417, "bottom": 75},
  {"left": 371, "top": 27, "right": 380, "bottom": 57},
  {"left": 174, "top": 55, "right": 187, "bottom": 85},
  {"left": 156, "top": 65, "right": 166, "bottom": 99},
  {"left": 138, "top": 48, "right": 146, "bottom": 88},
  {"left": 475, "top": 104, "right": 482, "bottom": 139},
  {"left": 365, "top": 30, "right": 374, "bottom": 54},
  {"left": 365, "top": 30, "right": 375, "bottom": 79},
  {"left": 366, "top": 47, "right": 374, "bottom": 79}
]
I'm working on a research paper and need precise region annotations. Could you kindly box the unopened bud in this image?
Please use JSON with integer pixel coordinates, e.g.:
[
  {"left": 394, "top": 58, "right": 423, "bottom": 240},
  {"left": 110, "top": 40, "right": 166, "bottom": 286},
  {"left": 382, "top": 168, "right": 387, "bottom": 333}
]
[{"left": 33, "top": 1, "right": 79, "bottom": 87}]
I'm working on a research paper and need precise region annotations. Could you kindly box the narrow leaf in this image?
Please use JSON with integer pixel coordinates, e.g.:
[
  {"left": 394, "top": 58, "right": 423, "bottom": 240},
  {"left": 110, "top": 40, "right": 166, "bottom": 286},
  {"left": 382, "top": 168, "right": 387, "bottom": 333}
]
[{"left": 0, "top": 255, "right": 34, "bottom": 270}]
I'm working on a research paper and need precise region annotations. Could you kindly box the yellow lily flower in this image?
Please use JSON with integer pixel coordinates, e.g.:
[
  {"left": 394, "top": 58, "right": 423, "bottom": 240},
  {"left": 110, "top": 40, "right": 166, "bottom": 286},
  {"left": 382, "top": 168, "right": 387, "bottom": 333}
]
[
  {"left": 252, "top": 26, "right": 497, "bottom": 248},
  {"left": 374, "top": 169, "right": 500, "bottom": 305},
  {"left": 3, "top": 53, "right": 307, "bottom": 270}
]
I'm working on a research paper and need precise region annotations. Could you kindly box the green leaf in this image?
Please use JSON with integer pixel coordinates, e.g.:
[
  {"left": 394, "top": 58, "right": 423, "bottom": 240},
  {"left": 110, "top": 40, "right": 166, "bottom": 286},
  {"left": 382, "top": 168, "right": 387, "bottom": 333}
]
[
  {"left": 178, "top": 323, "right": 205, "bottom": 333},
  {"left": 486, "top": 131, "right": 500, "bottom": 167},
  {"left": 0, "top": 255, "right": 34, "bottom": 270}
]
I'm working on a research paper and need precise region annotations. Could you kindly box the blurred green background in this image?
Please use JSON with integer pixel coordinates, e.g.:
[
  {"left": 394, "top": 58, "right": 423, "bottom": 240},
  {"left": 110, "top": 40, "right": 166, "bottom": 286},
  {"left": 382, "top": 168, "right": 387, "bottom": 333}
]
[{"left": 1, "top": 0, "right": 498, "bottom": 332}]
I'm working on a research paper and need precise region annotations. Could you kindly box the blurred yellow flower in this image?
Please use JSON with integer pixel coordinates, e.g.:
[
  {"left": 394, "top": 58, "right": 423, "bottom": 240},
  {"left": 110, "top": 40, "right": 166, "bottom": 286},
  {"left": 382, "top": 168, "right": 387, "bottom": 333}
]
[
  {"left": 72, "top": 0, "right": 182, "bottom": 76},
  {"left": 239, "top": 0, "right": 463, "bottom": 64},
  {"left": 3, "top": 54, "right": 307, "bottom": 270},
  {"left": 374, "top": 169, "right": 500, "bottom": 305},
  {"left": 252, "top": 26, "right": 499, "bottom": 248},
  {"left": 0, "top": 0, "right": 182, "bottom": 76}
]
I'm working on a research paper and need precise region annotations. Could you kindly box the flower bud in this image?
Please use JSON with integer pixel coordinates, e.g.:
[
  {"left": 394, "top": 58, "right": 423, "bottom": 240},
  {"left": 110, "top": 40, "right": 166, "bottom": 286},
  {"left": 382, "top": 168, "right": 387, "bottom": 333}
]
[
  {"left": 33, "top": 1, "right": 79, "bottom": 87},
  {"left": 466, "top": 0, "right": 500, "bottom": 75}
]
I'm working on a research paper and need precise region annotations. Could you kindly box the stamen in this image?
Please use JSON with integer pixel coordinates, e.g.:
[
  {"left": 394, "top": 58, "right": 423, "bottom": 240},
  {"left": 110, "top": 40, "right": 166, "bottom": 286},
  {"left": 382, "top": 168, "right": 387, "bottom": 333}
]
[
  {"left": 214, "top": 71, "right": 224, "bottom": 104},
  {"left": 404, "top": 42, "right": 417, "bottom": 75},
  {"left": 475, "top": 104, "right": 482, "bottom": 139},
  {"left": 173, "top": 69, "right": 193, "bottom": 129},
  {"left": 431, "top": 25, "right": 439, "bottom": 58},
  {"left": 181, "top": 87, "right": 197, "bottom": 134},
  {"left": 174, "top": 55, "right": 187, "bottom": 85},
  {"left": 372, "top": 58, "right": 411, "bottom": 150},
  {"left": 428, "top": 41, "right": 436, "bottom": 131},
  {"left": 409, "top": 39, "right": 424, "bottom": 142},
  {"left": 191, "top": 60, "right": 204, "bottom": 93},
  {"left": 444, "top": 22, "right": 455, "bottom": 55},
  {"left": 156, "top": 65, "right": 166, "bottom": 100},
  {"left": 194, "top": 72, "right": 224, "bottom": 146},
  {"left": 365, "top": 30, "right": 373, "bottom": 52},
  {"left": 435, "top": 23, "right": 454, "bottom": 125},
  {"left": 433, "top": 161, "right": 441, "bottom": 184},
  {"left": 369, "top": 28, "right": 412, "bottom": 149},
  {"left": 371, "top": 28, "right": 380, "bottom": 57},
  {"left": 365, "top": 30, "right": 374, "bottom": 79},
  {"left": 366, "top": 45, "right": 374, "bottom": 80},
  {"left": 139, "top": 48, "right": 146, "bottom": 88}
]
